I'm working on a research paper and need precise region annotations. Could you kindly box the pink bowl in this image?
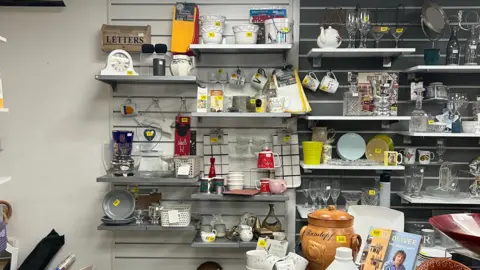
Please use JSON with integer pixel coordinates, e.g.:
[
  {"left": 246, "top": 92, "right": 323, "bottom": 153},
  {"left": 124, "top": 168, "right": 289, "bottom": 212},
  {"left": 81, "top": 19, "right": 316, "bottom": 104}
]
[{"left": 429, "top": 213, "right": 480, "bottom": 255}]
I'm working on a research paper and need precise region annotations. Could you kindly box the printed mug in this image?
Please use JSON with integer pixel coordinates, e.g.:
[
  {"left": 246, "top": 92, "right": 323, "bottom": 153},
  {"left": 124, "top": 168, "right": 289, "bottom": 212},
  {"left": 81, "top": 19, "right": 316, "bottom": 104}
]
[
  {"left": 251, "top": 68, "right": 269, "bottom": 91},
  {"left": 229, "top": 72, "right": 246, "bottom": 87},
  {"left": 256, "top": 179, "right": 270, "bottom": 193},
  {"left": 302, "top": 72, "right": 320, "bottom": 91},
  {"left": 268, "top": 96, "right": 288, "bottom": 113},
  {"left": 319, "top": 72, "right": 339, "bottom": 94},
  {"left": 384, "top": 151, "right": 403, "bottom": 166},
  {"left": 418, "top": 150, "right": 435, "bottom": 164},
  {"left": 401, "top": 148, "right": 416, "bottom": 164}
]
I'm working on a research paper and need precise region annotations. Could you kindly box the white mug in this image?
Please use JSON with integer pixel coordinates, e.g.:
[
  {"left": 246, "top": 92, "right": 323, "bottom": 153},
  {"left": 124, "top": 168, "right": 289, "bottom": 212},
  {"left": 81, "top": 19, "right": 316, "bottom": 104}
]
[
  {"left": 418, "top": 150, "right": 435, "bottom": 164},
  {"left": 401, "top": 148, "right": 416, "bottom": 164},
  {"left": 302, "top": 72, "right": 320, "bottom": 91},
  {"left": 251, "top": 68, "right": 269, "bottom": 91},
  {"left": 200, "top": 230, "right": 217, "bottom": 242},
  {"left": 319, "top": 72, "right": 339, "bottom": 93},
  {"left": 229, "top": 69, "right": 246, "bottom": 88},
  {"left": 268, "top": 96, "right": 288, "bottom": 113}
]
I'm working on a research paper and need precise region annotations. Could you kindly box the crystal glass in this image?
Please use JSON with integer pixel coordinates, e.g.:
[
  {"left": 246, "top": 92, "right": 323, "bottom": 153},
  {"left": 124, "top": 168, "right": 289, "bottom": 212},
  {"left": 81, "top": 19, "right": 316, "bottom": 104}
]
[
  {"left": 446, "top": 26, "right": 461, "bottom": 65},
  {"left": 218, "top": 70, "right": 229, "bottom": 90},
  {"left": 320, "top": 182, "right": 331, "bottom": 208},
  {"left": 330, "top": 180, "right": 341, "bottom": 206},
  {"left": 409, "top": 89, "right": 428, "bottom": 132},
  {"left": 357, "top": 9, "right": 371, "bottom": 48},
  {"left": 344, "top": 73, "right": 361, "bottom": 116},
  {"left": 448, "top": 92, "right": 469, "bottom": 116},
  {"left": 345, "top": 9, "right": 358, "bottom": 48},
  {"left": 301, "top": 189, "right": 310, "bottom": 208},
  {"left": 371, "top": 26, "right": 387, "bottom": 48},
  {"left": 404, "top": 174, "right": 413, "bottom": 195},
  {"left": 411, "top": 167, "right": 425, "bottom": 198},
  {"left": 361, "top": 187, "right": 379, "bottom": 205},
  {"left": 464, "top": 26, "right": 479, "bottom": 65},
  {"left": 473, "top": 97, "right": 480, "bottom": 121},
  {"left": 436, "top": 139, "right": 446, "bottom": 162},
  {"left": 315, "top": 188, "right": 324, "bottom": 208},
  {"left": 251, "top": 138, "right": 266, "bottom": 153},
  {"left": 342, "top": 191, "right": 362, "bottom": 211},
  {"left": 235, "top": 136, "right": 250, "bottom": 157},
  {"left": 133, "top": 209, "right": 144, "bottom": 225},
  {"left": 469, "top": 178, "right": 480, "bottom": 198},
  {"left": 148, "top": 206, "right": 161, "bottom": 225},
  {"left": 390, "top": 27, "right": 406, "bottom": 48},
  {"left": 309, "top": 180, "right": 320, "bottom": 209}
]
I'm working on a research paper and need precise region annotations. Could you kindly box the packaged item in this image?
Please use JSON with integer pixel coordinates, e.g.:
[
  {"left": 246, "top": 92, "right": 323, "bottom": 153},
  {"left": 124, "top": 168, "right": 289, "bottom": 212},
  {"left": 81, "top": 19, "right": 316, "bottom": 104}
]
[
  {"left": 249, "top": 8, "right": 287, "bottom": 44},
  {"left": 196, "top": 86, "right": 208, "bottom": 112},
  {"left": 171, "top": 3, "right": 199, "bottom": 54},
  {"left": 210, "top": 90, "right": 224, "bottom": 112},
  {"left": 273, "top": 66, "right": 311, "bottom": 114}
]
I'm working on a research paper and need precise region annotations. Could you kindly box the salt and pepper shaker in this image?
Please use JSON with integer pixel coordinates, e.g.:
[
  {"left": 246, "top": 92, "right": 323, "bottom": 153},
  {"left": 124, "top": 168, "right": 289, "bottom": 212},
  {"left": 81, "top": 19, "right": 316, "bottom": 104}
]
[
  {"left": 56, "top": 254, "right": 76, "bottom": 270},
  {"left": 379, "top": 173, "right": 391, "bottom": 208}
]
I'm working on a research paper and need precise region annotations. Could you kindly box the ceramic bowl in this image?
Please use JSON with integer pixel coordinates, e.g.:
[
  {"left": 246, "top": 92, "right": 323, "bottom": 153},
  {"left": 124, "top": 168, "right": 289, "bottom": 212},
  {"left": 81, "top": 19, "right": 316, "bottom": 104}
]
[
  {"left": 337, "top": 133, "right": 366, "bottom": 161},
  {"left": 201, "top": 32, "right": 223, "bottom": 44},
  {"left": 417, "top": 258, "right": 470, "bottom": 270},
  {"left": 227, "top": 181, "right": 244, "bottom": 186},
  {"left": 200, "top": 15, "right": 226, "bottom": 23},
  {"left": 273, "top": 231, "right": 286, "bottom": 240},
  {"left": 233, "top": 24, "right": 259, "bottom": 44},
  {"left": 417, "top": 247, "right": 452, "bottom": 266},
  {"left": 246, "top": 250, "right": 268, "bottom": 269},
  {"left": 228, "top": 185, "right": 244, "bottom": 190},
  {"left": 462, "top": 121, "right": 477, "bottom": 133}
]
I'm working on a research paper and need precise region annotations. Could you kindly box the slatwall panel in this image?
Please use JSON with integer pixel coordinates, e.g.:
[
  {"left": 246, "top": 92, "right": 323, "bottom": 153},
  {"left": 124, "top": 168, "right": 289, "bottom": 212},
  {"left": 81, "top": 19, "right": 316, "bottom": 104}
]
[
  {"left": 296, "top": 0, "right": 480, "bottom": 259},
  {"left": 108, "top": 0, "right": 298, "bottom": 269}
]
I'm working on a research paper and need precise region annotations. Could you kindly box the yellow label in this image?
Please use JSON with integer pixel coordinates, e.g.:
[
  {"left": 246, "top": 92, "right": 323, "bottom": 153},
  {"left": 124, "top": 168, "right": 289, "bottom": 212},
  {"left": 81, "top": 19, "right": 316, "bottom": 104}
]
[
  {"left": 428, "top": 120, "right": 434, "bottom": 125},
  {"left": 303, "top": 77, "right": 310, "bottom": 84},
  {"left": 255, "top": 73, "right": 261, "bottom": 79},
  {"left": 210, "top": 137, "right": 218, "bottom": 143},
  {"left": 126, "top": 70, "right": 134, "bottom": 76},
  {"left": 396, "top": 28, "right": 404, "bottom": 33},
  {"left": 200, "top": 94, "right": 207, "bottom": 100},
  {"left": 282, "top": 27, "right": 290, "bottom": 33},
  {"left": 246, "top": 32, "right": 253, "bottom": 37},
  {"left": 181, "top": 117, "right": 188, "bottom": 123},
  {"left": 215, "top": 96, "right": 223, "bottom": 101},
  {"left": 284, "top": 136, "right": 291, "bottom": 143},
  {"left": 218, "top": 69, "right": 223, "bottom": 74},
  {"left": 369, "top": 190, "right": 376, "bottom": 196},
  {"left": 113, "top": 199, "right": 120, "bottom": 207},
  {"left": 375, "top": 148, "right": 382, "bottom": 154},
  {"left": 146, "top": 131, "right": 154, "bottom": 137},
  {"left": 381, "top": 26, "right": 389, "bottom": 32},
  {"left": 336, "top": 235, "right": 347, "bottom": 243},
  {"left": 321, "top": 85, "right": 327, "bottom": 91},
  {"left": 232, "top": 74, "right": 237, "bottom": 78},
  {"left": 420, "top": 251, "right": 427, "bottom": 256},
  {"left": 256, "top": 107, "right": 263, "bottom": 113},
  {"left": 250, "top": 99, "right": 256, "bottom": 104},
  {"left": 363, "top": 16, "right": 369, "bottom": 23},
  {"left": 214, "top": 21, "right": 221, "bottom": 27},
  {"left": 258, "top": 239, "right": 267, "bottom": 248},
  {"left": 130, "top": 187, "right": 139, "bottom": 193},
  {"left": 371, "top": 229, "right": 381, "bottom": 237},
  {"left": 207, "top": 236, "right": 215, "bottom": 242},
  {"left": 208, "top": 32, "right": 215, "bottom": 38}
]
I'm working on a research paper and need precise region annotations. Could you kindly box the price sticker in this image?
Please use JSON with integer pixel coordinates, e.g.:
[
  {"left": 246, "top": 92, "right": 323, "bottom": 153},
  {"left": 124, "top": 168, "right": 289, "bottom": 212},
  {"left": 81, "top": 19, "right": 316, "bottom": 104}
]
[
  {"left": 126, "top": 70, "right": 134, "bottom": 76},
  {"left": 208, "top": 32, "right": 215, "bottom": 38},
  {"left": 428, "top": 120, "right": 435, "bottom": 125},
  {"left": 396, "top": 28, "right": 404, "bottom": 33},
  {"left": 256, "top": 107, "right": 263, "bottom": 113},
  {"left": 146, "top": 131, "right": 154, "bottom": 137},
  {"left": 130, "top": 187, "right": 139, "bottom": 194},
  {"left": 369, "top": 189, "right": 376, "bottom": 196},
  {"left": 303, "top": 77, "right": 310, "bottom": 84},
  {"left": 215, "top": 96, "right": 223, "bottom": 101},
  {"left": 113, "top": 199, "right": 120, "bottom": 207},
  {"left": 321, "top": 85, "right": 327, "bottom": 90},
  {"left": 283, "top": 135, "right": 291, "bottom": 143},
  {"left": 258, "top": 239, "right": 267, "bottom": 248},
  {"left": 181, "top": 117, "right": 189, "bottom": 123},
  {"left": 207, "top": 236, "right": 215, "bottom": 242},
  {"left": 282, "top": 27, "right": 290, "bottom": 33},
  {"left": 371, "top": 229, "right": 381, "bottom": 237},
  {"left": 255, "top": 73, "right": 261, "bottom": 79},
  {"left": 214, "top": 21, "right": 221, "bottom": 27},
  {"left": 375, "top": 148, "right": 382, "bottom": 154},
  {"left": 200, "top": 94, "right": 207, "bottom": 100},
  {"left": 218, "top": 69, "right": 223, "bottom": 74},
  {"left": 232, "top": 74, "right": 237, "bottom": 78},
  {"left": 246, "top": 32, "right": 253, "bottom": 37},
  {"left": 210, "top": 137, "right": 218, "bottom": 143},
  {"left": 336, "top": 235, "right": 346, "bottom": 243},
  {"left": 250, "top": 99, "right": 256, "bottom": 104},
  {"left": 381, "top": 26, "right": 389, "bottom": 32}
]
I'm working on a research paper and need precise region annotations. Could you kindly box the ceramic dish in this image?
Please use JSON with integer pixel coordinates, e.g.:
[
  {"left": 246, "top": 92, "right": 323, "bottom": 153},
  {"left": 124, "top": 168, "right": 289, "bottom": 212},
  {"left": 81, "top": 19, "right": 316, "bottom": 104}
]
[
  {"left": 370, "top": 134, "right": 394, "bottom": 151},
  {"left": 101, "top": 216, "right": 135, "bottom": 225},
  {"left": 365, "top": 138, "right": 389, "bottom": 161},
  {"left": 417, "top": 258, "right": 470, "bottom": 270},
  {"left": 417, "top": 247, "right": 452, "bottom": 265},
  {"left": 429, "top": 213, "right": 480, "bottom": 255},
  {"left": 337, "top": 133, "right": 366, "bottom": 161},
  {"left": 102, "top": 189, "right": 135, "bottom": 220}
]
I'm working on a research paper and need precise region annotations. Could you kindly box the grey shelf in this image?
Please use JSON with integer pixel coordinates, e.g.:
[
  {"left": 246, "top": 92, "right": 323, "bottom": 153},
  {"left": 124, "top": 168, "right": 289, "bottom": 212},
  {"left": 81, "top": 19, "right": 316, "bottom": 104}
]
[
  {"left": 97, "top": 174, "right": 199, "bottom": 186},
  {"left": 191, "top": 112, "right": 291, "bottom": 118},
  {"left": 98, "top": 222, "right": 196, "bottom": 231},
  {"left": 191, "top": 193, "right": 289, "bottom": 201},
  {"left": 95, "top": 75, "right": 197, "bottom": 91},
  {"left": 238, "top": 241, "right": 258, "bottom": 248},
  {"left": 146, "top": 223, "right": 196, "bottom": 231},
  {"left": 191, "top": 235, "right": 258, "bottom": 248}
]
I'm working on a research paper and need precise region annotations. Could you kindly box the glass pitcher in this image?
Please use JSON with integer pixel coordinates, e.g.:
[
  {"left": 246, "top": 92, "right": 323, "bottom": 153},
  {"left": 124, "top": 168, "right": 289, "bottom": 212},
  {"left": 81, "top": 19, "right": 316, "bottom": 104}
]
[
  {"left": 465, "top": 25, "right": 480, "bottom": 65},
  {"left": 312, "top": 127, "right": 335, "bottom": 142}
]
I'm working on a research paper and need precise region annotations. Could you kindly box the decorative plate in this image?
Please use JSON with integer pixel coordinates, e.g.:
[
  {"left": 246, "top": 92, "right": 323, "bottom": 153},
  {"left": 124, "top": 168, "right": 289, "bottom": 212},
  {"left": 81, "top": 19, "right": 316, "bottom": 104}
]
[
  {"left": 102, "top": 189, "right": 135, "bottom": 220},
  {"left": 365, "top": 138, "right": 389, "bottom": 162},
  {"left": 336, "top": 133, "right": 366, "bottom": 161}
]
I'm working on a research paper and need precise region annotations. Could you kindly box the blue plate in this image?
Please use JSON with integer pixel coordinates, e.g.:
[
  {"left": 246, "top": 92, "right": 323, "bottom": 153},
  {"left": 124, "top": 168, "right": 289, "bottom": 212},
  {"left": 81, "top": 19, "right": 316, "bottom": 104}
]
[{"left": 337, "top": 133, "right": 366, "bottom": 161}]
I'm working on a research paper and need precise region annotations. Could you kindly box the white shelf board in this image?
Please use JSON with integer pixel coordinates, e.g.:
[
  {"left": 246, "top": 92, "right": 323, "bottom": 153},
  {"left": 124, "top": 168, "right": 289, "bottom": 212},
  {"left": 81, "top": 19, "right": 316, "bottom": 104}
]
[
  {"left": 306, "top": 48, "right": 415, "bottom": 58},
  {"left": 305, "top": 116, "right": 411, "bottom": 121},
  {"left": 404, "top": 65, "right": 480, "bottom": 73},
  {"left": 191, "top": 112, "right": 291, "bottom": 118},
  {"left": 398, "top": 193, "right": 480, "bottom": 205},
  {"left": 190, "top": 44, "right": 292, "bottom": 54},
  {"left": 399, "top": 132, "right": 480, "bottom": 138},
  {"left": 301, "top": 162, "right": 405, "bottom": 171},
  {"left": 0, "top": 108, "right": 9, "bottom": 112}
]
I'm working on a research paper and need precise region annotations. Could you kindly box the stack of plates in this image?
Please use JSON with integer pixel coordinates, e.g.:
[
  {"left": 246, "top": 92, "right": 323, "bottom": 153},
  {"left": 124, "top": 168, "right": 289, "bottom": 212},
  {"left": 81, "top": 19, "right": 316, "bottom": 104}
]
[
  {"left": 417, "top": 247, "right": 452, "bottom": 266},
  {"left": 101, "top": 216, "right": 135, "bottom": 225},
  {"left": 102, "top": 189, "right": 135, "bottom": 225},
  {"left": 227, "top": 171, "right": 244, "bottom": 190}
]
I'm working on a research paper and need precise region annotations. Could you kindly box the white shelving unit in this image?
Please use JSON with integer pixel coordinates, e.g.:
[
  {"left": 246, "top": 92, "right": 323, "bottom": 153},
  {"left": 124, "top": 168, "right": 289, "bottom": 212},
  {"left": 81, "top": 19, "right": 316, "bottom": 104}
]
[
  {"left": 305, "top": 116, "right": 411, "bottom": 121},
  {"left": 191, "top": 112, "right": 291, "bottom": 118},
  {"left": 399, "top": 132, "right": 480, "bottom": 138},
  {"left": 190, "top": 44, "right": 292, "bottom": 54},
  {"left": 300, "top": 162, "right": 405, "bottom": 171},
  {"left": 404, "top": 65, "right": 480, "bottom": 73},
  {"left": 307, "top": 48, "right": 415, "bottom": 67},
  {"left": 296, "top": 204, "right": 346, "bottom": 219},
  {"left": 398, "top": 193, "right": 480, "bottom": 205}
]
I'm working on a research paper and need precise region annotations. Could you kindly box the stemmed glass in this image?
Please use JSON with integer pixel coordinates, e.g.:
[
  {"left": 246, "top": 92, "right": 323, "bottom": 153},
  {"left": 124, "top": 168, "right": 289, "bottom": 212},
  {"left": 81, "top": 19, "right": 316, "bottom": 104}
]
[
  {"left": 436, "top": 139, "right": 446, "bottom": 162},
  {"left": 320, "top": 181, "right": 332, "bottom": 208},
  {"left": 218, "top": 69, "right": 228, "bottom": 90},
  {"left": 301, "top": 189, "right": 310, "bottom": 208},
  {"left": 330, "top": 180, "right": 341, "bottom": 206},
  {"left": 390, "top": 5, "right": 406, "bottom": 48},
  {"left": 357, "top": 9, "right": 371, "bottom": 48},
  {"left": 309, "top": 181, "right": 319, "bottom": 210},
  {"left": 370, "top": 9, "right": 388, "bottom": 48},
  {"left": 133, "top": 209, "right": 144, "bottom": 225},
  {"left": 345, "top": 10, "right": 358, "bottom": 48}
]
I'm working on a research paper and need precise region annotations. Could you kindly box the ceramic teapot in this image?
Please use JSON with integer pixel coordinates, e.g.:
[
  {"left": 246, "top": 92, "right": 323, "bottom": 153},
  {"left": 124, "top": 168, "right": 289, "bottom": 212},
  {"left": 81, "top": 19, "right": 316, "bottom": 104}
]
[
  {"left": 300, "top": 205, "right": 361, "bottom": 270},
  {"left": 269, "top": 179, "right": 287, "bottom": 194},
  {"left": 257, "top": 147, "right": 281, "bottom": 169},
  {"left": 239, "top": 225, "right": 254, "bottom": 242},
  {"left": 317, "top": 26, "right": 342, "bottom": 49},
  {"left": 170, "top": 55, "right": 195, "bottom": 76}
]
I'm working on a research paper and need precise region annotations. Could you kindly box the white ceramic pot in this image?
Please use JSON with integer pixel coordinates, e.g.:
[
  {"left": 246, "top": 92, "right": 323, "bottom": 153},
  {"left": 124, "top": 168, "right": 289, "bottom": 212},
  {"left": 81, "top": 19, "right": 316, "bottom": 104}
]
[
  {"left": 233, "top": 24, "right": 259, "bottom": 44},
  {"left": 273, "top": 231, "right": 286, "bottom": 240},
  {"left": 170, "top": 55, "right": 195, "bottom": 76},
  {"left": 200, "top": 230, "right": 217, "bottom": 242},
  {"left": 246, "top": 250, "right": 268, "bottom": 269},
  {"left": 239, "top": 225, "right": 254, "bottom": 242},
  {"left": 201, "top": 31, "right": 223, "bottom": 44},
  {"left": 200, "top": 15, "right": 226, "bottom": 28},
  {"left": 317, "top": 25, "right": 342, "bottom": 49}
]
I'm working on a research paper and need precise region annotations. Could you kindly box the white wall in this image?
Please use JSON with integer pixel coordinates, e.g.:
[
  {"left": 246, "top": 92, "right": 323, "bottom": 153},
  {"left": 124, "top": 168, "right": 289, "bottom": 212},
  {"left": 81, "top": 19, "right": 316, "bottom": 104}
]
[{"left": 0, "top": 0, "right": 112, "bottom": 269}]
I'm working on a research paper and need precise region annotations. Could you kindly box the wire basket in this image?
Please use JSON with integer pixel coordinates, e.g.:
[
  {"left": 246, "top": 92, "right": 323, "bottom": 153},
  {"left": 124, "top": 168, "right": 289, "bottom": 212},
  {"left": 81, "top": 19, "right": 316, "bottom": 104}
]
[
  {"left": 160, "top": 204, "right": 191, "bottom": 227},
  {"left": 174, "top": 156, "right": 201, "bottom": 178}
]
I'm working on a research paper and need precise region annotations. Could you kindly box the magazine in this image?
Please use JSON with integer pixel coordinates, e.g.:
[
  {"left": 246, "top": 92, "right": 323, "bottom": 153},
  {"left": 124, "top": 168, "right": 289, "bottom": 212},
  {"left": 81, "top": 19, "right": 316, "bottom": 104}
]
[
  {"left": 359, "top": 227, "right": 422, "bottom": 270},
  {"left": 249, "top": 8, "right": 287, "bottom": 44}
]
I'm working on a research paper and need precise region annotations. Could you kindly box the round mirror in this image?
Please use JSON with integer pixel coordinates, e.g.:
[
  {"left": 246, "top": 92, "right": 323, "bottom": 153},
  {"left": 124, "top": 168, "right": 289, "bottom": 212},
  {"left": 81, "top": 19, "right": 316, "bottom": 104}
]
[{"left": 422, "top": 1, "right": 447, "bottom": 34}]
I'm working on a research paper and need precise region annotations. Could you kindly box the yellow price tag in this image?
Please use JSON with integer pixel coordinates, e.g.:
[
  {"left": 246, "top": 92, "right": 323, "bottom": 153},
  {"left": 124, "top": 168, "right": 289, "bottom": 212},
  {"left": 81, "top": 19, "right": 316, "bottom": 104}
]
[
  {"left": 113, "top": 199, "right": 120, "bottom": 207},
  {"left": 250, "top": 99, "right": 256, "bottom": 105},
  {"left": 181, "top": 117, "right": 188, "bottom": 123},
  {"left": 369, "top": 190, "right": 376, "bottom": 196},
  {"left": 284, "top": 135, "right": 291, "bottom": 143},
  {"left": 282, "top": 27, "right": 290, "bottom": 33},
  {"left": 255, "top": 73, "right": 261, "bottom": 79},
  {"left": 218, "top": 69, "right": 223, "bottom": 74},
  {"left": 303, "top": 77, "right": 310, "bottom": 84},
  {"left": 371, "top": 229, "right": 381, "bottom": 237},
  {"left": 210, "top": 137, "right": 218, "bottom": 143},
  {"left": 130, "top": 187, "right": 139, "bottom": 193},
  {"left": 214, "top": 21, "right": 221, "bottom": 27},
  {"left": 258, "top": 239, "right": 267, "bottom": 248},
  {"left": 207, "top": 236, "right": 215, "bottom": 242},
  {"left": 126, "top": 70, "right": 134, "bottom": 76},
  {"left": 215, "top": 96, "right": 223, "bottom": 101},
  {"left": 336, "top": 235, "right": 347, "bottom": 243},
  {"left": 146, "top": 131, "right": 154, "bottom": 137},
  {"left": 208, "top": 32, "right": 215, "bottom": 38},
  {"left": 256, "top": 107, "right": 263, "bottom": 113},
  {"left": 375, "top": 148, "right": 382, "bottom": 154},
  {"left": 232, "top": 74, "right": 237, "bottom": 78},
  {"left": 396, "top": 28, "right": 404, "bottom": 33},
  {"left": 428, "top": 120, "right": 434, "bottom": 125},
  {"left": 381, "top": 26, "right": 389, "bottom": 32},
  {"left": 200, "top": 94, "right": 207, "bottom": 100},
  {"left": 321, "top": 85, "right": 327, "bottom": 91},
  {"left": 246, "top": 32, "right": 253, "bottom": 37}
]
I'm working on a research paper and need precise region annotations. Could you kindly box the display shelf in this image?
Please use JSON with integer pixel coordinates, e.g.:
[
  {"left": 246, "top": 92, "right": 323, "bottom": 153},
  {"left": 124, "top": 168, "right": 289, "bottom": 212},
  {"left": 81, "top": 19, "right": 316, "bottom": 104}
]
[
  {"left": 404, "top": 65, "right": 480, "bottom": 73},
  {"left": 191, "top": 235, "right": 258, "bottom": 248},
  {"left": 399, "top": 132, "right": 480, "bottom": 138},
  {"left": 190, "top": 44, "right": 292, "bottom": 55},
  {"left": 97, "top": 174, "right": 199, "bottom": 186},
  {"left": 304, "top": 116, "right": 411, "bottom": 121},
  {"left": 95, "top": 75, "right": 197, "bottom": 91},
  {"left": 301, "top": 162, "right": 405, "bottom": 171},
  {"left": 98, "top": 222, "right": 196, "bottom": 231},
  {"left": 307, "top": 48, "right": 415, "bottom": 68},
  {"left": 398, "top": 193, "right": 480, "bottom": 205},
  {"left": 190, "top": 112, "right": 291, "bottom": 118},
  {"left": 296, "top": 204, "right": 346, "bottom": 219},
  {"left": 0, "top": 108, "right": 9, "bottom": 112},
  {"left": 191, "top": 193, "right": 289, "bottom": 201},
  {"left": 239, "top": 241, "right": 258, "bottom": 248}
]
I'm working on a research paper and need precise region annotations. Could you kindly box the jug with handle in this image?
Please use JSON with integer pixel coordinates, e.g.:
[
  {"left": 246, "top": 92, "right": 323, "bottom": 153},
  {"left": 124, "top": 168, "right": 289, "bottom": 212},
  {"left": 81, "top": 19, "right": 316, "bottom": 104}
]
[{"left": 170, "top": 55, "right": 195, "bottom": 76}]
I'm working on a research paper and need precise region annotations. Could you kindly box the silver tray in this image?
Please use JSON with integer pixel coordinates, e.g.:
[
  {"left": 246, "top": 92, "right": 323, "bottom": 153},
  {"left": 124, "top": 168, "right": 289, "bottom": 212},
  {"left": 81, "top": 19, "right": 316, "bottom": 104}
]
[
  {"left": 101, "top": 216, "right": 135, "bottom": 225},
  {"left": 102, "top": 188, "right": 135, "bottom": 220}
]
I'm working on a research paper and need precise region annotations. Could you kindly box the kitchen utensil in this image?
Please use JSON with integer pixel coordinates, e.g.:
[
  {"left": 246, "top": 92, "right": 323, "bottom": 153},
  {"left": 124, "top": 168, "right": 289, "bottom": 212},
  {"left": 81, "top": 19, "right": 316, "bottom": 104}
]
[
  {"left": 201, "top": 224, "right": 212, "bottom": 233},
  {"left": 411, "top": 167, "right": 425, "bottom": 197},
  {"left": 317, "top": 26, "right": 342, "bottom": 49},
  {"left": 418, "top": 150, "right": 435, "bottom": 164},
  {"left": 201, "top": 230, "right": 217, "bottom": 242},
  {"left": 256, "top": 179, "right": 270, "bottom": 193},
  {"left": 302, "top": 72, "right": 320, "bottom": 92},
  {"left": 200, "top": 15, "right": 226, "bottom": 28},
  {"left": 133, "top": 210, "right": 144, "bottom": 225},
  {"left": 365, "top": 138, "right": 389, "bottom": 162},
  {"left": 228, "top": 184, "right": 243, "bottom": 191},
  {"left": 421, "top": 229, "right": 436, "bottom": 247},
  {"left": 337, "top": 133, "right": 365, "bottom": 161},
  {"left": 401, "top": 147, "right": 416, "bottom": 164},
  {"left": 170, "top": 55, "right": 195, "bottom": 76},
  {"left": 269, "top": 179, "right": 287, "bottom": 194},
  {"left": 148, "top": 205, "right": 161, "bottom": 225},
  {"left": 101, "top": 216, "right": 135, "bottom": 225},
  {"left": 233, "top": 24, "right": 259, "bottom": 44},
  {"left": 302, "top": 141, "right": 323, "bottom": 165},
  {"left": 319, "top": 72, "right": 339, "bottom": 94},
  {"left": 357, "top": 9, "right": 371, "bottom": 48},
  {"left": 345, "top": 9, "right": 357, "bottom": 48},
  {"left": 273, "top": 231, "right": 286, "bottom": 241},
  {"left": 251, "top": 68, "right": 268, "bottom": 91},
  {"left": 257, "top": 147, "right": 281, "bottom": 169},
  {"left": 264, "top": 18, "right": 293, "bottom": 44},
  {"left": 436, "top": 139, "right": 446, "bottom": 162},
  {"left": 246, "top": 250, "right": 268, "bottom": 269},
  {"left": 103, "top": 189, "right": 135, "bottom": 220},
  {"left": 300, "top": 206, "right": 361, "bottom": 270},
  {"left": 201, "top": 25, "right": 223, "bottom": 44},
  {"left": 390, "top": 5, "right": 406, "bottom": 48},
  {"left": 361, "top": 188, "right": 379, "bottom": 206}
]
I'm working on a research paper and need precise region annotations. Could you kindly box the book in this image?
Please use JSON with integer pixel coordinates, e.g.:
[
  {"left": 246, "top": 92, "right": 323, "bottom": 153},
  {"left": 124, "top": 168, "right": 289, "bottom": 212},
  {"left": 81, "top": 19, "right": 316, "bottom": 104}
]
[{"left": 359, "top": 227, "right": 422, "bottom": 270}]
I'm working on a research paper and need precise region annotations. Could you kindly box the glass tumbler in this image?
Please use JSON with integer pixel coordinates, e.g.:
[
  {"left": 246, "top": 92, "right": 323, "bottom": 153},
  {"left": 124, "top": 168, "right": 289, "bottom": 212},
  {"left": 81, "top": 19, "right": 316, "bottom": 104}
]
[
  {"left": 411, "top": 168, "right": 425, "bottom": 198},
  {"left": 361, "top": 187, "right": 379, "bottom": 205}
]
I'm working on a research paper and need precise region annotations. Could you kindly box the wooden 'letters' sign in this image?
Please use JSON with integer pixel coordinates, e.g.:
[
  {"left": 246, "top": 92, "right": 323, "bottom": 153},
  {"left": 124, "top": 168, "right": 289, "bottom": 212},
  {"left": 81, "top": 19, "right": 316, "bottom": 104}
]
[{"left": 101, "top": 24, "right": 151, "bottom": 52}]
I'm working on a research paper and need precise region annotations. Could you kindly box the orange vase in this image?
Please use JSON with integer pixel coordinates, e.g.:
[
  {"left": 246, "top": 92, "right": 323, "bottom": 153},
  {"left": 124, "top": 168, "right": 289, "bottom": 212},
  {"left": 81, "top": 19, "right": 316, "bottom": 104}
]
[{"left": 300, "top": 206, "right": 361, "bottom": 270}]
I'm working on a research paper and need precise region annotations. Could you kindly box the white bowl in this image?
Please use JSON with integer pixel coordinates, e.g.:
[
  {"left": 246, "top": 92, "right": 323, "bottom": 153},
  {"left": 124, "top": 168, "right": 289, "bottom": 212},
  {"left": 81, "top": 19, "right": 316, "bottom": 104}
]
[
  {"left": 246, "top": 250, "right": 268, "bottom": 269},
  {"left": 228, "top": 176, "right": 244, "bottom": 180},
  {"left": 201, "top": 20, "right": 225, "bottom": 29},
  {"left": 233, "top": 24, "right": 259, "bottom": 44},
  {"left": 200, "top": 15, "right": 226, "bottom": 23},
  {"left": 273, "top": 232, "right": 286, "bottom": 240},
  {"left": 201, "top": 32, "right": 223, "bottom": 44},
  {"left": 462, "top": 121, "right": 477, "bottom": 133},
  {"left": 228, "top": 185, "right": 244, "bottom": 190},
  {"left": 227, "top": 181, "right": 244, "bottom": 185},
  {"left": 201, "top": 25, "right": 224, "bottom": 34}
]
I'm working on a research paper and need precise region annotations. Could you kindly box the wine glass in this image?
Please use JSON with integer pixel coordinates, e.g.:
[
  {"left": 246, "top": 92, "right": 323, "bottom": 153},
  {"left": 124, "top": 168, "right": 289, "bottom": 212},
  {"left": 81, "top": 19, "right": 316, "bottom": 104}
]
[
  {"left": 330, "top": 180, "right": 341, "bottom": 206},
  {"left": 309, "top": 181, "right": 319, "bottom": 209},
  {"left": 133, "top": 209, "right": 144, "bottom": 225},
  {"left": 320, "top": 181, "right": 332, "bottom": 208},
  {"left": 301, "top": 189, "right": 310, "bottom": 208},
  {"left": 436, "top": 139, "right": 446, "bottom": 162},
  {"left": 357, "top": 9, "right": 371, "bottom": 48},
  {"left": 345, "top": 9, "right": 358, "bottom": 48},
  {"left": 390, "top": 27, "right": 407, "bottom": 48},
  {"left": 371, "top": 9, "right": 388, "bottom": 48},
  {"left": 217, "top": 69, "right": 228, "bottom": 90}
]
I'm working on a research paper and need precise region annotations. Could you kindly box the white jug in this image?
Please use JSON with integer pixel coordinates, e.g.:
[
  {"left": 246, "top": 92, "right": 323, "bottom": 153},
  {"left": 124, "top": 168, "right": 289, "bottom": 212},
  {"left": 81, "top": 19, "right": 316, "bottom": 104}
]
[
  {"left": 239, "top": 225, "right": 253, "bottom": 242},
  {"left": 170, "top": 55, "right": 195, "bottom": 76}
]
